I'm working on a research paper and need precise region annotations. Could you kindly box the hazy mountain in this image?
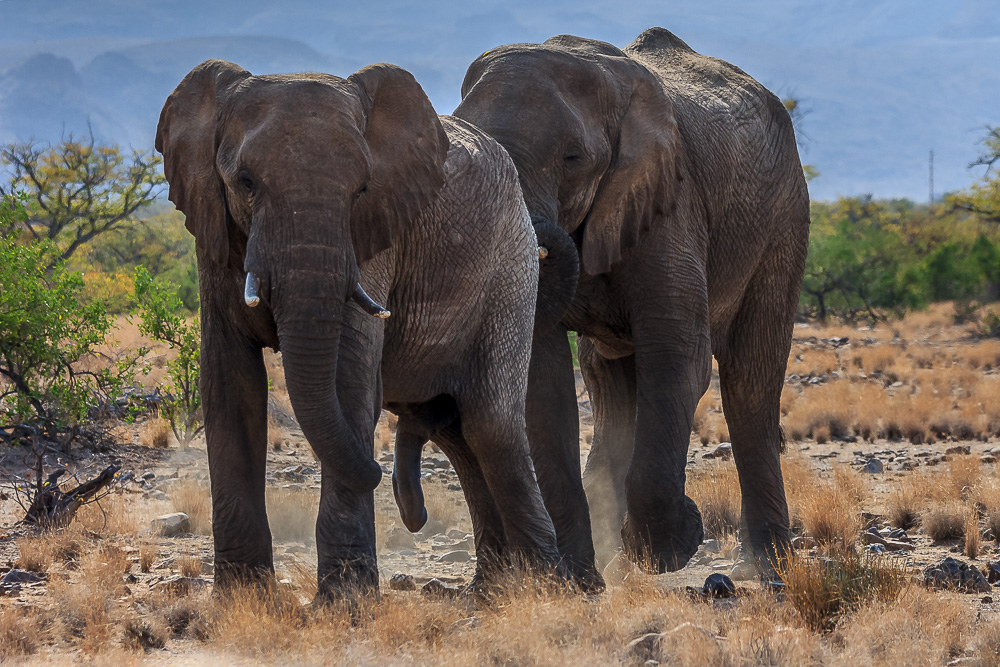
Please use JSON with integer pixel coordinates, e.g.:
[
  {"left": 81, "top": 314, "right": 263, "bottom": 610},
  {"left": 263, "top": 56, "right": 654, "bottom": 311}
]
[{"left": 0, "top": 0, "right": 997, "bottom": 201}]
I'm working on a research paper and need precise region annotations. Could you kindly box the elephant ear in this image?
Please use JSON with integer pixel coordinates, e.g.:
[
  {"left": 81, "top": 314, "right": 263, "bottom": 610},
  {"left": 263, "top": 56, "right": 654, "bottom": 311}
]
[
  {"left": 580, "top": 62, "right": 681, "bottom": 275},
  {"left": 155, "top": 59, "right": 250, "bottom": 266},
  {"left": 348, "top": 64, "right": 448, "bottom": 262}
]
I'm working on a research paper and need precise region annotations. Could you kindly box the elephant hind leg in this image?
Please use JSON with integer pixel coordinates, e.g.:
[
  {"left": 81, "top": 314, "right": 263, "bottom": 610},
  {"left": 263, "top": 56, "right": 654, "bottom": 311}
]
[
  {"left": 579, "top": 338, "right": 636, "bottom": 571},
  {"left": 715, "top": 255, "right": 801, "bottom": 574}
]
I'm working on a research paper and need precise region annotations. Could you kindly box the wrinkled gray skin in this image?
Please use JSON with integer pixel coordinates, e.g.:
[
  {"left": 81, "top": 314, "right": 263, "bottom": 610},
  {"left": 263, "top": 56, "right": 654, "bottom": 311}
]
[
  {"left": 452, "top": 28, "right": 810, "bottom": 575},
  {"left": 155, "top": 59, "right": 562, "bottom": 600}
]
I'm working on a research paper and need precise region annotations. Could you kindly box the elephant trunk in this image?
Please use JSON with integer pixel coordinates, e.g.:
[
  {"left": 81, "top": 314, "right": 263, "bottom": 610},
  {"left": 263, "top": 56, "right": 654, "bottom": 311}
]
[
  {"left": 533, "top": 220, "right": 579, "bottom": 335},
  {"left": 275, "top": 268, "right": 382, "bottom": 495}
]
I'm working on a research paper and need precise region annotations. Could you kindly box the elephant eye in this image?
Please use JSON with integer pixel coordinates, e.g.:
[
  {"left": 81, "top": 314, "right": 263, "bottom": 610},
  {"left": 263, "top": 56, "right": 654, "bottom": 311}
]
[
  {"left": 237, "top": 172, "right": 256, "bottom": 193},
  {"left": 355, "top": 183, "right": 368, "bottom": 199}
]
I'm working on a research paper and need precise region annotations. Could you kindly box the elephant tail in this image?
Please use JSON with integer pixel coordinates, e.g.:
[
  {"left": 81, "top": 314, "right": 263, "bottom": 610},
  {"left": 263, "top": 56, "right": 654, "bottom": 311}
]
[{"left": 533, "top": 220, "right": 579, "bottom": 336}]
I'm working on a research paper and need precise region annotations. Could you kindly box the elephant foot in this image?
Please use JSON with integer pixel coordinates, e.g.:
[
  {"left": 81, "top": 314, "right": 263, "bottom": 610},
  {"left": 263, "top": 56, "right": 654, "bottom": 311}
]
[
  {"left": 561, "top": 558, "right": 606, "bottom": 593},
  {"left": 621, "top": 495, "right": 703, "bottom": 574},
  {"left": 315, "top": 555, "right": 379, "bottom": 604},
  {"left": 212, "top": 559, "right": 275, "bottom": 594},
  {"left": 738, "top": 523, "right": 792, "bottom": 579}
]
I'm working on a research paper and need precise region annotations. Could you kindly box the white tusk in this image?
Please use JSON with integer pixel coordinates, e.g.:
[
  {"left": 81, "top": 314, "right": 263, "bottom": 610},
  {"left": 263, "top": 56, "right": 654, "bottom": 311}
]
[
  {"left": 538, "top": 246, "right": 549, "bottom": 259},
  {"left": 244, "top": 272, "right": 260, "bottom": 307}
]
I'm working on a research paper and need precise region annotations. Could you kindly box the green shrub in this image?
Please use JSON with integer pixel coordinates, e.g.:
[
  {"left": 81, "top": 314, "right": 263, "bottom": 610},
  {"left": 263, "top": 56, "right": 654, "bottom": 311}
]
[{"left": 0, "top": 193, "right": 139, "bottom": 440}]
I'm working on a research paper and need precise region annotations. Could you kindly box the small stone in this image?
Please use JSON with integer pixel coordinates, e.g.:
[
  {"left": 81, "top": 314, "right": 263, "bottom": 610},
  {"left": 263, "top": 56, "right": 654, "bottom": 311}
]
[
  {"left": 703, "top": 573, "right": 735, "bottom": 598},
  {"left": 792, "top": 536, "right": 817, "bottom": 550},
  {"left": 867, "top": 543, "right": 887, "bottom": 554},
  {"left": 421, "top": 578, "right": 460, "bottom": 598},
  {"left": 1, "top": 569, "right": 45, "bottom": 584},
  {"left": 701, "top": 539, "right": 722, "bottom": 554},
  {"left": 983, "top": 595, "right": 994, "bottom": 604},
  {"left": 626, "top": 632, "right": 664, "bottom": 664},
  {"left": 924, "top": 557, "right": 992, "bottom": 593},
  {"left": 884, "top": 540, "right": 916, "bottom": 552},
  {"left": 438, "top": 550, "right": 471, "bottom": 563},
  {"left": 141, "top": 471, "right": 156, "bottom": 481},
  {"left": 864, "top": 458, "right": 884, "bottom": 474},
  {"left": 151, "top": 513, "right": 191, "bottom": 537},
  {"left": 946, "top": 445, "right": 972, "bottom": 456},
  {"left": 863, "top": 528, "right": 887, "bottom": 546},
  {"left": 711, "top": 443, "right": 733, "bottom": 460},
  {"left": 388, "top": 572, "right": 416, "bottom": 591},
  {"left": 986, "top": 561, "right": 1000, "bottom": 584}
]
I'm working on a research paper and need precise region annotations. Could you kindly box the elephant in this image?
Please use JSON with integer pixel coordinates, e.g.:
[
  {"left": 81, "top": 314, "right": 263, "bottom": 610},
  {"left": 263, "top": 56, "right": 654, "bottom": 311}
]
[
  {"left": 452, "top": 28, "right": 810, "bottom": 576},
  {"left": 155, "top": 59, "right": 564, "bottom": 600}
]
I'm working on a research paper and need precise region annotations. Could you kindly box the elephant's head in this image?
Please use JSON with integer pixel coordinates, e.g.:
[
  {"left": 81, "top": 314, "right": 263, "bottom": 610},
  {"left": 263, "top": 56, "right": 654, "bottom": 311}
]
[
  {"left": 156, "top": 60, "right": 447, "bottom": 494},
  {"left": 454, "top": 36, "right": 682, "bottom": 276}
]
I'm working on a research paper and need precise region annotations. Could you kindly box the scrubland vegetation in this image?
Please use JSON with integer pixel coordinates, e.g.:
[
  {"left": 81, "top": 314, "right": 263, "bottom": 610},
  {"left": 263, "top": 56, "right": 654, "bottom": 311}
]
[{"left": 2, "top": 133, "right": 1000, "bottom": 663}]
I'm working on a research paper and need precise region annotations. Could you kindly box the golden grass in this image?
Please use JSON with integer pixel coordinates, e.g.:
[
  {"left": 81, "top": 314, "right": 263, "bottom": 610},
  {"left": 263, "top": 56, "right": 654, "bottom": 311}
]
[
  {"left": 964, "top": 510, "right": 982, "bottom": 558},
  {"left": 775, "top": 548, "right": 909, "bottom": 632},
  {"left": 687, "top": 460, "right": 741, "bottom": 538},
  {"left": 266, "top": 487, "right": 319, "bottom": 542},
  {"left": 178, "top": 553, "right": 204, "bottom": 578},
  {"left": 787, "top": 464, "right": 867, "bottom": 549},
  {"left": 169, "top": 478, "right": 212, "bottom": 534},
  {"left": 974, "top": 475, "right": 1000, "bottom": 541},
  {"left": 0, "top": 605, "right": 39, "bottom": 659},
  {"left": 922, "top": 500, "right": 965, "bottom": 541},
  {"left": 885, "top": 478, "right": 922, "bottom": 529},
  {"left": 139, "top": 541, "right": 157, "bottom": 572},
  {"left": 141, "top": 415, "right": 172, "bottom": 449}
]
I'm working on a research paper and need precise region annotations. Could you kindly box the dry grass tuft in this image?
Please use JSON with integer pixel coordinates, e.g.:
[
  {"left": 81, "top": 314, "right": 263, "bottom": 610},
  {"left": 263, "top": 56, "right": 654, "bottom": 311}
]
[
  {"left": 178, "top": 553, "right": 203, "bottom": 578},
  {"left": 687, "top": 460, "right": 741, "bottom": 538},
  {"left": 974, "top": 476, "right": 1000, "bottom": 541},
  {"left": 139, "top": 541, "right": 157, "bottom": 572},
  {"left": 790, "top": 464, "right": 866, "bottom": 549},
  {"left": 122, "top": 616, "right": 167, "bottom": 652},
  {"left": 76, "top": 491, "right": 140, "bottom": 535},
  {"left": 169, "top": 479, "right": 212, "bottom": 534},
  {"left": 266, "top": 487, "right": 319, "bottom": 542},
  {"left": 775, "top": 549, "right": 909, "bottom": 632},
  {"left": 964, "top": 510, "right": 982, "bottom": 558},
  {"left": 141, "top": 415, "right": 172, "bottom": 449},
  {"left": 922, "top": 500, "right": 966, "bottom": 541},
  {"left": 886, "top": 478, "right": 922, "bottom": 530},
  {"left": 0, "top": 605, "right": 40, "bottom": 659}
]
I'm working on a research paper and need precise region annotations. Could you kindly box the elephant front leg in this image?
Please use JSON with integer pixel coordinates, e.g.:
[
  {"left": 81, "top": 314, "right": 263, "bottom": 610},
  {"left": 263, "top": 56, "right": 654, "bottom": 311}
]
[
  {"left": 201, "top": 310, "right": 273, "bottom": 588},
  {"left": 315, "top": 470, "right": 378, "bottom": 600},
  {"left": 621, "top": 308, "right": 711, "bottom": 574},
  {"left": 526, "top": 326, "right": 603, "bottom": 591}
]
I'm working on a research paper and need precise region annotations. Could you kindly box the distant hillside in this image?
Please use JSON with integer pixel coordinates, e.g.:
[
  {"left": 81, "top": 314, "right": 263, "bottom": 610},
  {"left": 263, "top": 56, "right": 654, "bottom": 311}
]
[{"left": 0, "top": 0, "right": 997, "bottom": 201}]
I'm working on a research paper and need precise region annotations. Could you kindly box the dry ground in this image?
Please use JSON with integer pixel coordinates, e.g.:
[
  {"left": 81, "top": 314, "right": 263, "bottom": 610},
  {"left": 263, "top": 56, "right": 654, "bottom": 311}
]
[{"left": 3, "top": 304, "right": 1000, "bottom": 664}]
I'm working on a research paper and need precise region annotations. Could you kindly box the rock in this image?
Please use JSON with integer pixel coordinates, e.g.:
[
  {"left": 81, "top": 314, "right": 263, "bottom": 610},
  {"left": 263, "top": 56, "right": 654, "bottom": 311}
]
[
  {"left": 384, "top": 527, "right": 416, "bottom": 550},
  {"left": 711, "top": 443, "right": 732, "bottom": 460},
  {"left": 864, "top": 458, "right": 884, "bottom": 474},
  {"left": 884, "top": 540, "right": 916, "bottom": 552},
  {"left": 439, "top": 550, "right": 471, "bottom": 563},
  {"left": 421, "top": 578, "right": 461, "bottom": 598},
  {"left": 1, "top": 569, "right": 45, "bottom": 584},
  {"left": 151, "top": 513, "right": 191, "bottom": 537},
  {"left": 625, "top": 632, "right": 664, "bottom": 664},
  {"left": 701, "top": 539, "right": 722, "bottom": 554},
  {"left": 388, "top": 572, "right": 416, "bottom": 591},
  {"left": 924, "top": 557, "right": 992, "bottom": 593},
  {"left": 863, "top": 528, "right": 887, "bottom": 546},
  {"left": 446, "top": 529, "right": 470, "bottom": 540},
  {"left": 792, "top": 536, "right": 817, "bottom": 550},
  {"left": 867, "top": 543, "right": 887, "bottom": 554},
  {"left": 983, "top": 595, "right": 994, "bottom": 604},
  {"left": 141, "top": 471, "right": 156, "bottom": 481},
  {"left": 147, "top": 490, "right": 169, "bottom": 501},
  {"left": 986, "top": 561, "right": 1000, "bottom": 584},
  {"left": 703, "top": 573, "right": 735, "bottom": 598},
  {"left": 946, "top": 445, "right": 972, "bottom": 456}
]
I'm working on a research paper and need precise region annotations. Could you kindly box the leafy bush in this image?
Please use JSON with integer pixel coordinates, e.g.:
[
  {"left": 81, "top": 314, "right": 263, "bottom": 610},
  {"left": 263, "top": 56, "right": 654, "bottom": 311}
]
[
  {"left": 133, "top": 266, "right": 202, "bottom": 448},
  {"left": 0, "top": 193, "right": 139, "bottom": 441}
]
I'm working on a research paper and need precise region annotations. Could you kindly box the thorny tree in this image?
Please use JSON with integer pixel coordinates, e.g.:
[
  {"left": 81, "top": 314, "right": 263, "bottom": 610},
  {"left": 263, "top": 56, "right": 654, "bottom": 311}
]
[{"left": 0, "top": 134, "right": 164, "bottom": 265}]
